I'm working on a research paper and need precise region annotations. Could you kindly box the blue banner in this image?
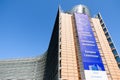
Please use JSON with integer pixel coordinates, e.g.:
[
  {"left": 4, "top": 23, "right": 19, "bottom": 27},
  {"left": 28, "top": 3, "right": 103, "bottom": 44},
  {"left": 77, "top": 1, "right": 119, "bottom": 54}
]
[{"left": 74, "top": 13, "right": 108, "bottom": 80}]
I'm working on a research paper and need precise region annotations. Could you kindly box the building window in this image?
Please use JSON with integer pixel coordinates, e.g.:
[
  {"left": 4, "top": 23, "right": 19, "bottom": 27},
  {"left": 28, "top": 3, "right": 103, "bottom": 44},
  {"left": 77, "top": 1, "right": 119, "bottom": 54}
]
[
  {"left": 83, "top": 7, "right": 85, "bottom": 14},
  {"left": 60, "top": 45, "right": 61, "bottom": 49},
  {"left": 60, "top": 69, "right": 61, "bottom": 78},
  {"left": 60, "top": 52, "right": 61, "bottom": 57},
  {"left": 60, "top": 60, "right": 61, "bottom": 67}
]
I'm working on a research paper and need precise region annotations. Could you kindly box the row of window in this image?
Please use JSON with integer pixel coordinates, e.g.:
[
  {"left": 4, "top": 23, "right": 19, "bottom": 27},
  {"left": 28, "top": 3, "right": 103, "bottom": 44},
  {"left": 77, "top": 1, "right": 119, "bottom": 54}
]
[
  {"left": 91, "top": 20, "right": 112, "bottom": 79},
  {"left": 98, "top": 14, "right": 120, "bottom": 65}
]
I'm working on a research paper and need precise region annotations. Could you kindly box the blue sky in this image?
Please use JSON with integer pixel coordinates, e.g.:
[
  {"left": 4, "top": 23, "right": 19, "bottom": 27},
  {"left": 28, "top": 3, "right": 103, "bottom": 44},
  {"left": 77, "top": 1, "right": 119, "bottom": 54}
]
[{"left": 0, "top": 0, "right": 120, "bottom": 59}]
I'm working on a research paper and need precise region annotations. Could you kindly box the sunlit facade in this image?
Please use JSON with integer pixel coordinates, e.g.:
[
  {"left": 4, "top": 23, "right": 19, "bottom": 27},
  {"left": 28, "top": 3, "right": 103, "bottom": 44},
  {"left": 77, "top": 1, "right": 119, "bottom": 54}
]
[{"left": 0, "top": 4, "right": 120, "bottom": 80}]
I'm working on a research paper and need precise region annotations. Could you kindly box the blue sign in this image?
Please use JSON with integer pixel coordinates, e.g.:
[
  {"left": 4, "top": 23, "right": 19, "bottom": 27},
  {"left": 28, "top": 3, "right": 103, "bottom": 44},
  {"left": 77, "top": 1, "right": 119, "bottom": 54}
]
[{"left": 74, "top": 13, "right": 108, "bottom": 80}]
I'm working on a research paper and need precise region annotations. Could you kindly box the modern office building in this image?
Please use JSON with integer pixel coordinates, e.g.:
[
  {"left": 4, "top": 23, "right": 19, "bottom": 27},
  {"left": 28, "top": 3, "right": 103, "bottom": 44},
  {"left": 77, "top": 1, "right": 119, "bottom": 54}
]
[{"left": 0, "top": 4, "right": 120, "bottom": 80}]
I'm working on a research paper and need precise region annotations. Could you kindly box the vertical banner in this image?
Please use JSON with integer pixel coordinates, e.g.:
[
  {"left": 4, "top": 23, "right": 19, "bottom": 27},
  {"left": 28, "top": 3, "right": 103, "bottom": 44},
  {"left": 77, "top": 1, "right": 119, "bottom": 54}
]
[{"left": 74, "top": 13, "right": 108, "bottom": 80}]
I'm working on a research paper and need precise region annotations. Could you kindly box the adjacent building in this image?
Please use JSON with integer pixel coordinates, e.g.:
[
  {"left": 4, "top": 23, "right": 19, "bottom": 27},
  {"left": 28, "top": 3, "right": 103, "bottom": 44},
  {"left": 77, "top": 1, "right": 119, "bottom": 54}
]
[{"left": 0, "top": 4, "right": 120, "bottom": 80}]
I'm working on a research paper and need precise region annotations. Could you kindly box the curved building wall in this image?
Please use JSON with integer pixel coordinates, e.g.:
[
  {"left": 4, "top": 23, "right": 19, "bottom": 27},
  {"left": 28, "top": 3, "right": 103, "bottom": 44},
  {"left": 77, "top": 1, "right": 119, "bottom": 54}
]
[{"left": 0, "top": 53, "right": 47, "bottom": 80}]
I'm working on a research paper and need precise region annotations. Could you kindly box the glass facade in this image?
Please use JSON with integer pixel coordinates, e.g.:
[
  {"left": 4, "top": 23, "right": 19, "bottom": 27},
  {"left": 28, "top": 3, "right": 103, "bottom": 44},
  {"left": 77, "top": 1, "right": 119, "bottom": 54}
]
[{"left": 0, "top": 54, "right": 46, "bottom": 80}]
